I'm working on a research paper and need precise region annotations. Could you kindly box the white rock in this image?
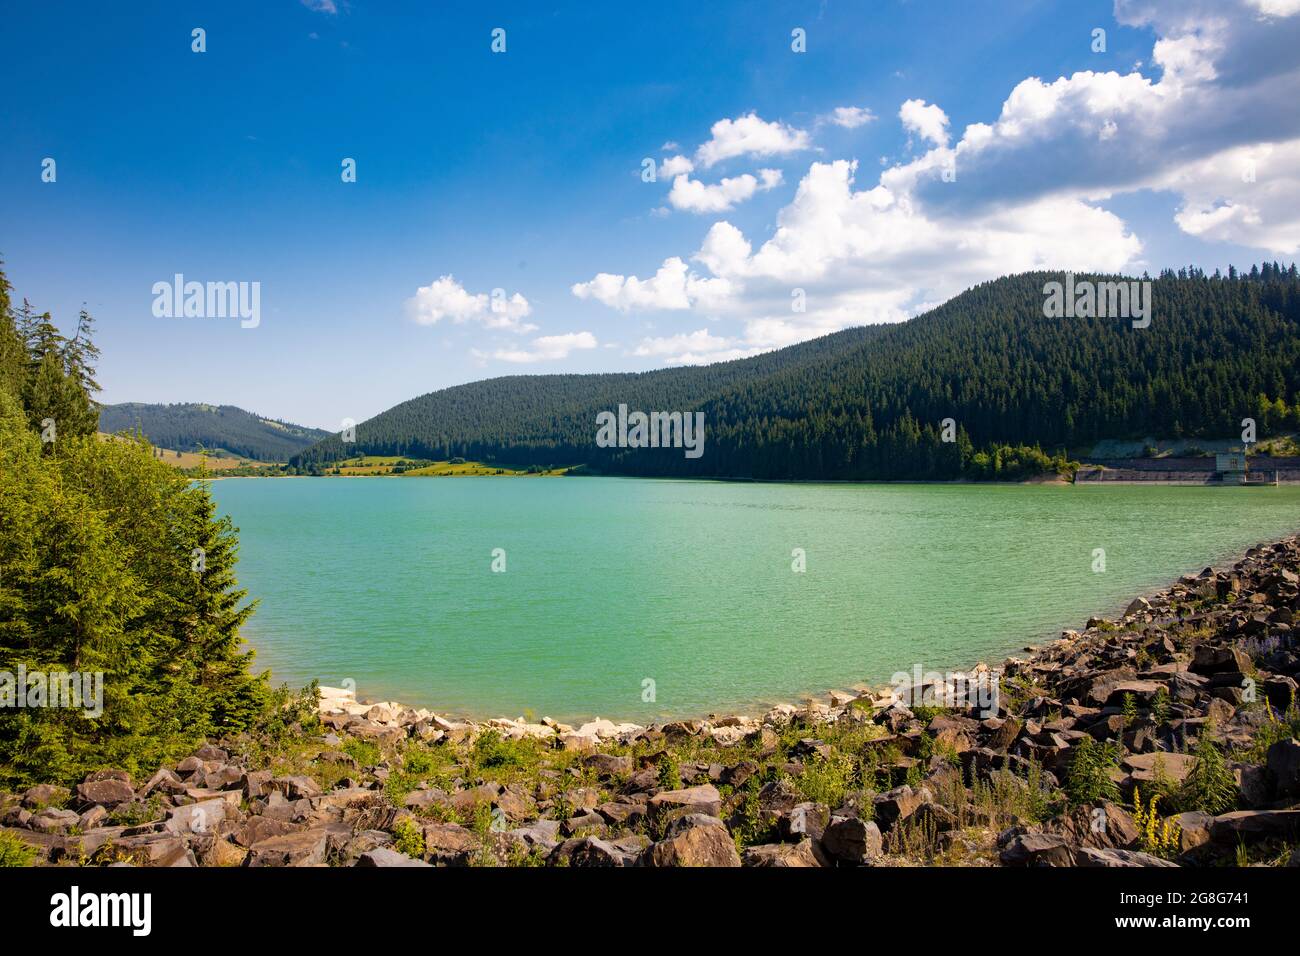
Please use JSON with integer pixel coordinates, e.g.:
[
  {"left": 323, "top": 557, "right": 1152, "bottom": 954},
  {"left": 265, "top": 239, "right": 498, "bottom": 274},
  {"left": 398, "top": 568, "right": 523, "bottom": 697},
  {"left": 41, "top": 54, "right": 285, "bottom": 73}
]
[
  {"left": 517, "top": 723, "right": 557, "bottom": 739},
  {"left": 559, "top": 732, "right": 600, "bottom": 752},
  {"left": 576, "top": 718, "right": 620, "bottom": 738},
  {"left": 710, "top": 726, "right": 748, "bottom": 746}
]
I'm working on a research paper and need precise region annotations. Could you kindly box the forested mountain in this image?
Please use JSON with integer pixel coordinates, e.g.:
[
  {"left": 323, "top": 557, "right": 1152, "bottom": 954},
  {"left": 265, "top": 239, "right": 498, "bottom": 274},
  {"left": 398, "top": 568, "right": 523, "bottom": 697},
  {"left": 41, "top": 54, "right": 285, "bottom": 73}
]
[
  {"left": 292, "top": 265, "right": 1300, "bottom": 481},
  {"left": 100, "top": 403, "right": 331, "bottom": 461}
]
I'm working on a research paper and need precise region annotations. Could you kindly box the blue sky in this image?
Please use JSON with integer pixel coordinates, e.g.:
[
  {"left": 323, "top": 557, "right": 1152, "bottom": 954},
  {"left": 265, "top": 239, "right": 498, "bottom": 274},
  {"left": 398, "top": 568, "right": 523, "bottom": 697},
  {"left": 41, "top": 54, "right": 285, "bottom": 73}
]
[{"left": 2, "top": 0, "right": 1297, "bottom": 428}]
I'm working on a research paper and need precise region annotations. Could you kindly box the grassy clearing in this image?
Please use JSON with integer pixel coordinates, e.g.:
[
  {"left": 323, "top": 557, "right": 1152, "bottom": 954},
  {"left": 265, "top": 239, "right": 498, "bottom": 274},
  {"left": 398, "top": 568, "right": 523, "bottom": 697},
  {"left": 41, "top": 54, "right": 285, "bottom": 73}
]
[
  {"left": 96, "top": 432, "right": 269, "bottom": 470},
  {"left": 329, "top": 455, "right": 569, "bottom": 477}
]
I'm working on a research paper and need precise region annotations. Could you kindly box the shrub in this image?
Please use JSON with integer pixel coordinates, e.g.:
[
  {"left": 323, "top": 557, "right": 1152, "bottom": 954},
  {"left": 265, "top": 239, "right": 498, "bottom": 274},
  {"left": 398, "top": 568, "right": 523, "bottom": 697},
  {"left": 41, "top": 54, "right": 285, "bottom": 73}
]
[
  {"left": 0, "top": 832, "right": 37, "bottom": 867},
  {"left": 796, "top": 751, "right": 857, "bottom": 809},
  {"left": 1065, "top": 735, "right": 1121, "bottom": 806},
  {"left": 1177, "top": 725, "right": 1237, "bottom": 814},
  {"left": 656, "top": 753, "right": 682, "bottom": 792},
  {"left": 391, "top": 817, "right": 425, "bottom": 858}
]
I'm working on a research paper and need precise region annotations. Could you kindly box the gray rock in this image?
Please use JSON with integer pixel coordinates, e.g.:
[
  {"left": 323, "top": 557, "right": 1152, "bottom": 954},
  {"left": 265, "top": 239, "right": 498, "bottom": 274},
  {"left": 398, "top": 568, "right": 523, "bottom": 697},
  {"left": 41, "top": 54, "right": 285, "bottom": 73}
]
[
  {"left": 164, "top": 798, "right": 230, "bottom": 836},
  {"left": 422, "top": 823, "right": 480, "bottom": 865},
  {"left": 20, "top": 784, "right": 70, "bottom": 809},
  {"left": 550, "top": 836, "right": 636, "bottom": 866},
  {"left": 820, "top": 815, "right": 883, "bottom": 864},
  {"left": 743, "top": 839, "right": 824, "bottom": 867},
  {"left": 1266, "top": 740, "right": 1300, "bottom": 798},
  {"left": 75, "top": 778, "right": 136, "bottom": 808},
  {"left": 1073, "top": 846, "right": 1179, "bottom": 867},
  {"left": 999, "top": 831, "right": 1074, "bottom": 866},
  {"left": 30, "top": 808, "right": 81, "bottom": 833},
  {"left": 641, "top": 817, "right": 740, "bottom": 867},
  {"left": 648, "top": 784, "right": 722, "bottom": 820},
  {"left": 245, "top": 828, "right": 330, "bottom": 866},
  {"left": 357, "top": 847, "right": 432, "bottom": 867}
]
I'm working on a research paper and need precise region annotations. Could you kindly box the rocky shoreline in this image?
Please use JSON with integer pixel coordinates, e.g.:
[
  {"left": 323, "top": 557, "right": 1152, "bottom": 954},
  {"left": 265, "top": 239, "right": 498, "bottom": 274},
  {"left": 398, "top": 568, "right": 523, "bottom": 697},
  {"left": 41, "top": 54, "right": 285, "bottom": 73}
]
[{"left": 4, "top": 535, "right": 1300, "bottom": 867}]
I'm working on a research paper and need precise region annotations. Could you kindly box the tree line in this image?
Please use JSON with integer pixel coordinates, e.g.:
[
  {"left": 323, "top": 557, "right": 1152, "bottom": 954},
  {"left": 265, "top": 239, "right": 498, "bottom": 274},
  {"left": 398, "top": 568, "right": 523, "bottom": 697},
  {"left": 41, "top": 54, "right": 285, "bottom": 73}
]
[
  {"left": 292, "top": 265, "right": 1300, "bottom": 481},
  {"left": 99, "top": 402, "right": 331, "bottom": 463},
  {"left": 0, "top": 264, "right": 269, "bottom": 787}
]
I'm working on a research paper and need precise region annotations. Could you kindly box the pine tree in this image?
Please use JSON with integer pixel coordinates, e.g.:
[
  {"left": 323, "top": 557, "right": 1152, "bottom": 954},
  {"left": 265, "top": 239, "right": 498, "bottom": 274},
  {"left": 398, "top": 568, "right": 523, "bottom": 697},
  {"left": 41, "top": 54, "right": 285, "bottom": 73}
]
[
  {"left": 64, "top": 308, "right": 102, "bottom": 397},
  {"left": 177, "top": 487, "right": 267, "bottom": 728},
  {"left": 0, "top": 264, "right": 271, "bottom": 787}
]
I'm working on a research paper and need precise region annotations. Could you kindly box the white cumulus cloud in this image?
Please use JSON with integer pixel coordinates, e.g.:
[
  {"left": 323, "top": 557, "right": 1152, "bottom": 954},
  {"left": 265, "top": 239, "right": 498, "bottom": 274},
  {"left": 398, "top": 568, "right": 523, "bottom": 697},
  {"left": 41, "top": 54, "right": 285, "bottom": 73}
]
[
  {"left": 695, "top": 112, "right": 811, "bottom": 168},
  {"left": 899, "top": 99, "right": 950, "bottom": 147},
  {"left": 571, "top": 257, "right": 731, "bottom": 312},
  {"left": 575, "top": 0, "right": 1300, "bottom": 362},
  {"left": 826, "top": 106, "right": 876, "bottom": 129},
  {"left": 667, "top": 169, "right": 783, "bottom": 213},
  {"left": 658, "top": 155, "right": 695, "bottom": 178},
  {"left": 489, "top": 331, "right": 599, "bottom": 364},
  {"left": 407, "top": 275, "right": 536, "bottom": 332}
]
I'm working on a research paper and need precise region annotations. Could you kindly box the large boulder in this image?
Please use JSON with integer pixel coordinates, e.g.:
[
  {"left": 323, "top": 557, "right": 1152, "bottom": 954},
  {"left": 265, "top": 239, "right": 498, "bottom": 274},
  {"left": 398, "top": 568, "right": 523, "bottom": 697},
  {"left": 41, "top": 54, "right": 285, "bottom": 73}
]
[
  {"left": 21, "top": 784, "right": 70, "bottom": 809},
  {"left": 239, "top": 770, "right": 273, "bottom": 799},
  {"left": 509, "top": 819, "right": 561, "bottom": 851},
  {"left": 641, "top": 815, "right": 740, "bottom": 867},
  {"left": 1266, "top": 740, "right": 1300, "bottom": 798},
  {"left": 357, "top": 847, "right": 432, "bottom": 867},
  {"left": 777, "top": 802, "right": 828, "bottom": 842},
  {"left": 648, "top": 784, "right": 721, "bottom": 821},
  {"left": 30, "top": 808, "right": 81, "bottom": 833},
  {"left": 742, "top": 840, "right": 824, "bottom": 867},
  {"left": 75, "top": 778, "right": 136, "bottom": 808},
  {"left": 422, "top": 823, "right": 480, "bottom": 865},
  {"left": 1046, "top": 802, "right": 1139, "bottom": 850},
  {"left": 138, "top": 769, "right": 188, "bottom": 798},
  {"left": 1121, "top": 752, "right": 1196, "bottom": 784},
  {"left": 549, "top": 836, "right": 637, "bottom": 867},
  {"left": 998, "top": 831, "right": 1074, "bottom": 866},
  {"left": 245, "top": 828, "right": 330, "bottom": 867},
  {"left": 1171, "top": 811, "right": 1214, "bottom": 855},
  {"left": 871, "top": 785, "right": 930, "bottom": 831},
  {"left": 235, "top": 816, "right": 300, "bottom": 848},
  {"left": 269, "top": 776, "right": 321, "bottom": 800},
  {"left": 1102, "top": 680, "right": 1167, "bottom": 709},
  {"left": 820, "top": 815, "right": 883, "bottom": 865},
  {"left": 1191, "top": 646, "right": 1251, "bottom": 675},
  {"left": 449, "top": 782, "right": 502, "bottom": 814},
  {"left": 582, "top": 754, "right": 633, "bottom": 777},
  {"left": 1210, "top": 810, "right": 1300, "bottom": 844},
  {"left": 164, "top": 798, "right": 230, "bottom": 836},
  {"left": 1072, "top": 847, "right": 1179, "bottom": 867}
]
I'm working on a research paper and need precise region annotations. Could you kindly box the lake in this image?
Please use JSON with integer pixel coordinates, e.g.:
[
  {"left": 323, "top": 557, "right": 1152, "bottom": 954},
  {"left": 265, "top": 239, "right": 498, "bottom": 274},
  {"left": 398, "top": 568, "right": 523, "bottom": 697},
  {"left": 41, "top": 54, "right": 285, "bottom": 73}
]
[{"left": 208, "top": 477, "right": 1300, "bottom": 722}]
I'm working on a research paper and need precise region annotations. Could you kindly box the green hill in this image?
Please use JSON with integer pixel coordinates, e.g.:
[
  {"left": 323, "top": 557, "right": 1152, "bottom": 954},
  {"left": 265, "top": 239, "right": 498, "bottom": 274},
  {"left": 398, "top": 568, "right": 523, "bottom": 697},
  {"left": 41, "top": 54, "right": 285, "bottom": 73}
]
[
  {"left": 291, "top": 265, "right": 1300, "bottom": 481},
  {"left": 100, "top": 402, "right": 331, "bottom": 463}
]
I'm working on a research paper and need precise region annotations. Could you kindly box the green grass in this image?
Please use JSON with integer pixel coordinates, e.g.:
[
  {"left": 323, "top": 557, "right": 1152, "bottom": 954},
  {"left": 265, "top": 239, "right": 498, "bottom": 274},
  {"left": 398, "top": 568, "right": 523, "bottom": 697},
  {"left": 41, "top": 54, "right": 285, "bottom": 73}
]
[
  {"left": 330, "top": 455, "right": 569, "bottom": 477},
  {"left": 341, "top": 738, "right": 381, "bottom": 767}
]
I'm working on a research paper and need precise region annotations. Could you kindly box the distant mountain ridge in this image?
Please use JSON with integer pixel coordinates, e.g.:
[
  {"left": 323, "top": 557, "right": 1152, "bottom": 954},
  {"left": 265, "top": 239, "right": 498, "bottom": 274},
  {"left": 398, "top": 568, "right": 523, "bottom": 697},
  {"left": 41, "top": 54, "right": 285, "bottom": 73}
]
[
  {"left": 290, "top": 264, "right": 1300, "bottom": 481},
  {"left": 100, "top": 402, "right": 331, "bottom": 462}
]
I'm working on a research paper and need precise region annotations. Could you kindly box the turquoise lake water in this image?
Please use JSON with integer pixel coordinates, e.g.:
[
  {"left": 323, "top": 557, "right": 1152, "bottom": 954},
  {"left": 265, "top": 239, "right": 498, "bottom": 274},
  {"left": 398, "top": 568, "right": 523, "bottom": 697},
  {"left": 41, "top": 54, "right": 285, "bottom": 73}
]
[{"left": 207, "top": 477, "right": 1300, "bottom": 722}]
